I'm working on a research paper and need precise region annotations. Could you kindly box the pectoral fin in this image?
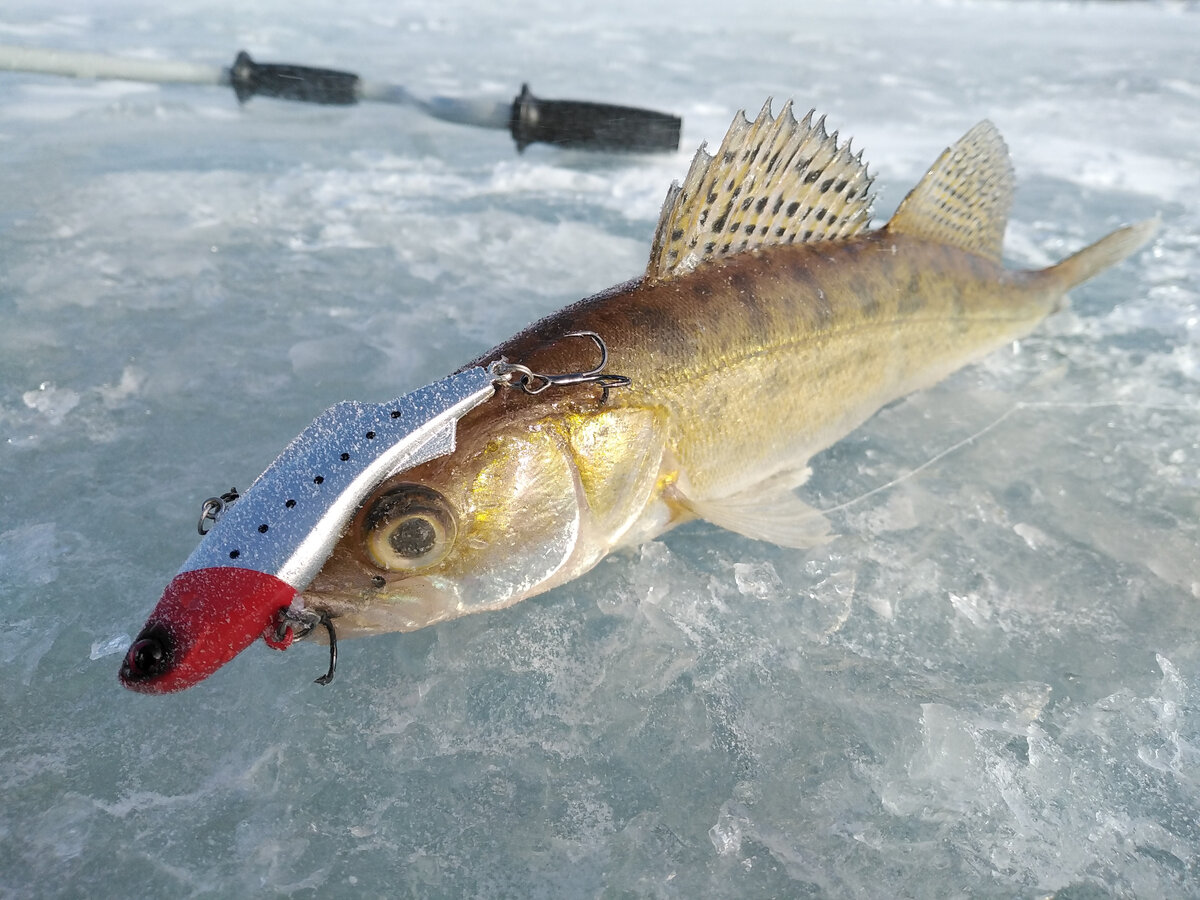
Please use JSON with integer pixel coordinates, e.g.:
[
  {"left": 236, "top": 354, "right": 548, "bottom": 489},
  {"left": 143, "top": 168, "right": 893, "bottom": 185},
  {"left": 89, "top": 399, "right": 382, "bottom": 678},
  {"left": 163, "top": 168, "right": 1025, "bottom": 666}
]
[{"left": 682, "top": 475, "right": 833, "bottom": 549}]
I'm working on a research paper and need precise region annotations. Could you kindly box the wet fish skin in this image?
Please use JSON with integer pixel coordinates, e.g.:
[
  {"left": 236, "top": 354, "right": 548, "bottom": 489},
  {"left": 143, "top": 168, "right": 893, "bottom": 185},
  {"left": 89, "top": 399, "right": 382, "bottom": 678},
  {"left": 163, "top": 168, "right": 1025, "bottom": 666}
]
[
  {"left": 304, "top": 165, "right": 1153, "bottom": 637},
  {"left": 490, "top": 231, "right": 1061, "bottom": 503}
]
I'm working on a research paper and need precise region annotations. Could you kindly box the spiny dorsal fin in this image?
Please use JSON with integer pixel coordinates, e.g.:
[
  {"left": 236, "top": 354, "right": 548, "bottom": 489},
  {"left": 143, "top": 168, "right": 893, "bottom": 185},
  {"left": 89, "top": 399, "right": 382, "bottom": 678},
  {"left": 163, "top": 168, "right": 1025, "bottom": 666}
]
[
  {"left": 647, "top": 100, "right": 875, "bottom": 283},
  {"left": 885, "top": 120, "right": 1014, "bottom": 263}
]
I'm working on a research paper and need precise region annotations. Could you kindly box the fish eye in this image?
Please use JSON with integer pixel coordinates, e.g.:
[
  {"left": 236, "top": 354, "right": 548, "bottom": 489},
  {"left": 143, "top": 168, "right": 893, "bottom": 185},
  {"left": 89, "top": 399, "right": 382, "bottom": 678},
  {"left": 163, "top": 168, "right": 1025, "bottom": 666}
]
[{"left": 364, "top": 484, "right": 457, "bottom": 572}]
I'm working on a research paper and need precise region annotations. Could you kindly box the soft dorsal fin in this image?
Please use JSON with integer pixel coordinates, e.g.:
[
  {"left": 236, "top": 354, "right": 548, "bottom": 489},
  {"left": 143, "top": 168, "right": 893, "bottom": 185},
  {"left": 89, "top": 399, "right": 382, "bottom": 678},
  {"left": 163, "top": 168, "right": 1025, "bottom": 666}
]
[
  {"left": 885, "top": 120, "right": 1014, "bottom": 263},
  {"left": 646, "top": 100, "right": 875, "bottom": 283}
]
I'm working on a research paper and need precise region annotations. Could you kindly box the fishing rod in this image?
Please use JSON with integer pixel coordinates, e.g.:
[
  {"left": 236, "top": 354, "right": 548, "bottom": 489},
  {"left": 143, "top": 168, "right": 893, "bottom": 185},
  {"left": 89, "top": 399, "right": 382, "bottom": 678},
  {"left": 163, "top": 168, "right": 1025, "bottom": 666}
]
[{"left": 0, "top": 45, "right": 682, "bottom": 153}]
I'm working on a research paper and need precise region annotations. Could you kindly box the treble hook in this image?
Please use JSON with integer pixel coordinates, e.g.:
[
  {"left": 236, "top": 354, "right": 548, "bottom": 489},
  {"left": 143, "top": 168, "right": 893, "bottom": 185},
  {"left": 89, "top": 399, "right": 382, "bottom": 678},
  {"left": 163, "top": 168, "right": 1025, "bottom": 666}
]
[
  {"left": 269, "top": 606, "right": 339, "bottom": 685},
  {"left": 493, "top": 331, "right": 632, "bottom": 403},
  {"left": 314, "top": 613, "right": 338, "bottom": 686}
]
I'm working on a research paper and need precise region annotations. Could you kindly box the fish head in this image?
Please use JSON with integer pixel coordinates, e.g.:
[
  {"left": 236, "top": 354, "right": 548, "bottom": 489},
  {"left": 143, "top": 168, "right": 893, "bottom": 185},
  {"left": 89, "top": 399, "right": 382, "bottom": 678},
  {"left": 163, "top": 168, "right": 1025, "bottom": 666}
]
[{"left": 301, "top": 401, "right": 669, "bottom": 634}]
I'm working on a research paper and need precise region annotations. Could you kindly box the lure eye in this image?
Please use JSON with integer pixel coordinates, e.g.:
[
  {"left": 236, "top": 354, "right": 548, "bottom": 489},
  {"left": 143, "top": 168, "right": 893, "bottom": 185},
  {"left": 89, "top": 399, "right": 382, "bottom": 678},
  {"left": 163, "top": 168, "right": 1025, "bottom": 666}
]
[
  {"left": 120, "top": 625, "right": 174, "bottom": 681},
  {"left": 364, "top": 484, "right": 457, "bottom": 572}
]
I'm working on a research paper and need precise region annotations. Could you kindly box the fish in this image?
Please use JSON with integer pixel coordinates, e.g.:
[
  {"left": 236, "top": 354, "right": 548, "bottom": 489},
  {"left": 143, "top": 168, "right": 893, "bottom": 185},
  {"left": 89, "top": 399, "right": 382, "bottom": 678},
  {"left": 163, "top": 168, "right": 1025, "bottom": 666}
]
[{"left": 121, "top": 101, "right": 1157, "bottom": 692}]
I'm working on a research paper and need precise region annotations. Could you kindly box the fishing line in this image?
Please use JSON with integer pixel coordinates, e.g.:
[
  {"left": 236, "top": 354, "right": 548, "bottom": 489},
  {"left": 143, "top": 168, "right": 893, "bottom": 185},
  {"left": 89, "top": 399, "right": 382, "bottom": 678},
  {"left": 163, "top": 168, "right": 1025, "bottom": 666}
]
[{"left": 818, "top": 399, "right": 1199, "bottom": 518}]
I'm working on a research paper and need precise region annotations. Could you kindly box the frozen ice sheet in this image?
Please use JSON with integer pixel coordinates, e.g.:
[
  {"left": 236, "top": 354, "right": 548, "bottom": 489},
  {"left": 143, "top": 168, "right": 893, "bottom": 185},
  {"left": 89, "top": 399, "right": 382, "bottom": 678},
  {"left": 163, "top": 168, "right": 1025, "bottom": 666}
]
[{"left": 1, "top": 0, "right": 1197, "bottom": 897}]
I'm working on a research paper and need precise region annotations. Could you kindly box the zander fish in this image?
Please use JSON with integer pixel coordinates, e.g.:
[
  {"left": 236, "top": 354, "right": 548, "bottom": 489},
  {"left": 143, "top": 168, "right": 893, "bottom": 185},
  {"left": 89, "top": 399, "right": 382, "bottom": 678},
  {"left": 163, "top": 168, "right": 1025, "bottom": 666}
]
[{"left": 121, "top": 102, "right": 1156, "bottom": 692}]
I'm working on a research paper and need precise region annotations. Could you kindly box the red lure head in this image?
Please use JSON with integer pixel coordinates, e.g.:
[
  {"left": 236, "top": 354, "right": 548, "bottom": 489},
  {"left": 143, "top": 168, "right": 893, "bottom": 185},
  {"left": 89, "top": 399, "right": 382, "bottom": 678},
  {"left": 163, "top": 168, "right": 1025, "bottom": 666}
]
[{"left": 119, "top": 567, "right": 296, "bottom": 693}]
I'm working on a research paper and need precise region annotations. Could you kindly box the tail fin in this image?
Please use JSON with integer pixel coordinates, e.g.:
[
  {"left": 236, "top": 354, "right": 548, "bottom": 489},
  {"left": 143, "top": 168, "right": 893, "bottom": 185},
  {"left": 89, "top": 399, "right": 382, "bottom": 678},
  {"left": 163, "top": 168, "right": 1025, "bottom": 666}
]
[{"left": 1045, "top": 217, "right": 1159, "bottom": 291}]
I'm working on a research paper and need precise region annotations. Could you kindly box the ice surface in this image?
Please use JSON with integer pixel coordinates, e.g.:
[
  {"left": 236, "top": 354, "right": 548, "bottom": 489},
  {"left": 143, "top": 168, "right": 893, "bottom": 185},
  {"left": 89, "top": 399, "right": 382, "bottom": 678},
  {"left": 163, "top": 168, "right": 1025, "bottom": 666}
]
[{"left": 1, "top": 0, "right": 1198, "bottom": 897}]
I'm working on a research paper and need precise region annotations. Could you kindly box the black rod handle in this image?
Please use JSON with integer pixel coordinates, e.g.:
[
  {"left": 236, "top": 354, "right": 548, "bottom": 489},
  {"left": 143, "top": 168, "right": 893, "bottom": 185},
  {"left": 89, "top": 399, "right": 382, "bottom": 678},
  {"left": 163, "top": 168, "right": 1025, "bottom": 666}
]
[
  {"left": 229, "top": 51, "right": 360, "bottom": 105},
  {"left": 510, "top": 84, "right": 680, "bottom": 153}
]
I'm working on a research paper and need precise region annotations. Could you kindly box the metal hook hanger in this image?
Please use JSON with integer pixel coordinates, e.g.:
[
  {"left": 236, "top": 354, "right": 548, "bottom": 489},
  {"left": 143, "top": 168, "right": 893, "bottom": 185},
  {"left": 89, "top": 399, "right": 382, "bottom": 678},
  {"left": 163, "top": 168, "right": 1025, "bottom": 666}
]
[{"left": 197, "top": 488, "right": 241, "bottom": 535}]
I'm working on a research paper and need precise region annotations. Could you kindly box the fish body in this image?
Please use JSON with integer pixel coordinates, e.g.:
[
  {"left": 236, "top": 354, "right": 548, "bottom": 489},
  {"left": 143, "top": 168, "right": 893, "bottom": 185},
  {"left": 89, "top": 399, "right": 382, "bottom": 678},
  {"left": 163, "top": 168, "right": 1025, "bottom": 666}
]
[
  {"left": 122, "top": 103, "right": 1156, "bottom": 690},
  {"left": 493, "top": 231, "right": 1059, "bottom": 510}
]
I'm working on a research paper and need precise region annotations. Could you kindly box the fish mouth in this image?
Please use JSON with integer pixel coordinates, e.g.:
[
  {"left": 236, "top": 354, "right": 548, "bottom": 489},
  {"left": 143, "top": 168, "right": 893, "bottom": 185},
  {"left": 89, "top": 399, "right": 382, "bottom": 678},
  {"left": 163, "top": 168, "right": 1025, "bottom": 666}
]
[
  {"left": 299, "top": 575, "right": 463, "bottom": 637},
  {"left": 119, "top": 567, "right": 297, "bottom": 693}
]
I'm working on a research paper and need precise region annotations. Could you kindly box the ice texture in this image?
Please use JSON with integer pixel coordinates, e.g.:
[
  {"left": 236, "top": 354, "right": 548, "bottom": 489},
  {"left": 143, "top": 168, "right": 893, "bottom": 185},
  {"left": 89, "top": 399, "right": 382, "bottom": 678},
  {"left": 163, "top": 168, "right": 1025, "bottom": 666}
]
[{"left": 1, "top": 0, "right": 1197, "bottom": 897}]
